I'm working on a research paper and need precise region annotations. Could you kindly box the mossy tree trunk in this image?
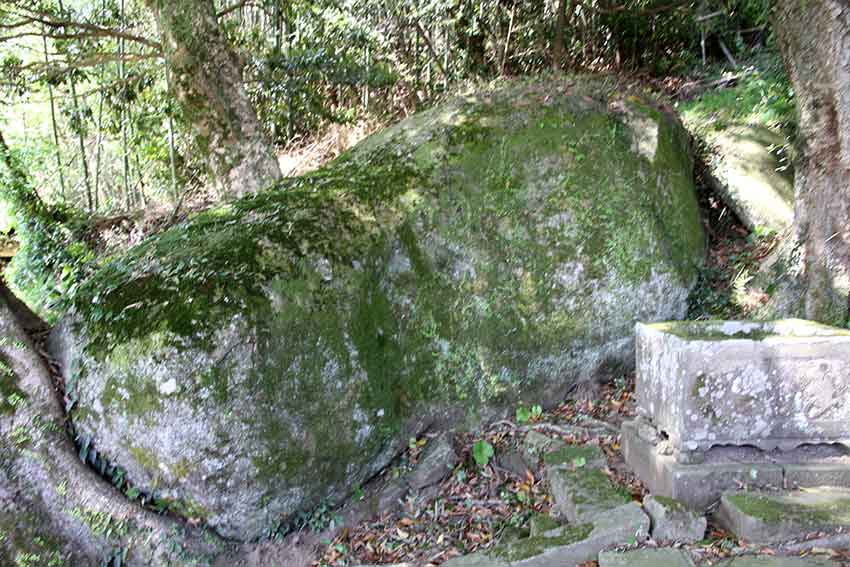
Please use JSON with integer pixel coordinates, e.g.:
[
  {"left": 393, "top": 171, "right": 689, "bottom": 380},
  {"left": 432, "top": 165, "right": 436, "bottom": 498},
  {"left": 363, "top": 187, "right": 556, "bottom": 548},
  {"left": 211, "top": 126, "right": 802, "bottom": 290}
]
[
  {"left": 775, "top": 1, "right": 850, "bottom": 325},
  {"left": 145, "top": 0, "right": 281, "bottom": 198}
]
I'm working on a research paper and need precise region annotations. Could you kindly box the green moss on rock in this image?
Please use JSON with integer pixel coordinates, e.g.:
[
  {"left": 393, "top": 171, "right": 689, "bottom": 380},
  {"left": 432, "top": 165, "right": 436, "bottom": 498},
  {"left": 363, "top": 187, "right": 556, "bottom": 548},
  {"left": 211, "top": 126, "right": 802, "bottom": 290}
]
[
  {"left": 492, "top": 523, "right": 594, "bottom": 561},
  {"left": 727, "top": 491, "right": 850, "bottom": 525},
  {"left": 58, "top": 77, "right": 705, "bottom": 541},
  {"left": 543, "top": 445, "right": 605, "bottom": 467},
  {"left": 528, "top": 513, "right": 561, "bottom": 537}
]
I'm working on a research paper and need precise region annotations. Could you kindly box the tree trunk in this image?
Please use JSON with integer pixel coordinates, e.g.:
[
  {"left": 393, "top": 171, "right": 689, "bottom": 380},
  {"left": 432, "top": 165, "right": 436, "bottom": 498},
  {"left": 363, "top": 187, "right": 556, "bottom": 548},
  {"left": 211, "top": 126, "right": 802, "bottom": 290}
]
[
  {"left": 774, "top": 1, "right": 850, "bottom": 325},
  {"left": 552, "top": 0, "right": 568, "bottom": 70},
  {"left": 144, "top": 0, "right": 281, "bottom": 198}
]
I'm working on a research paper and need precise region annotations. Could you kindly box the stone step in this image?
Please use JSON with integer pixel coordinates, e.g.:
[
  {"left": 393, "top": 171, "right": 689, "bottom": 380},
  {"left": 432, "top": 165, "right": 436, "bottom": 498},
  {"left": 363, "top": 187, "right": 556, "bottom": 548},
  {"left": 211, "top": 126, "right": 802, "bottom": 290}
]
[
  {"left": 643, "top": 495, "right": 706, "bottom": 543},
  {"left": 548, "top": 466, "right": 631, "bottom": 522},
  {"left": 443, "top": 502, "right": 649, "bottom": 567},
  {"left": 715, "top": 556, "right": 841, "bottom": 567},
  {"left": 717, "top": 487, "right": 850, "bottom": 544},
  {"left": 621, "top": 418, "right": 850, "bottom": 511},
  {"left": 543, "top": 443, "right": 607, "bottom": 469},
  {"left": 598, "top": 548, "right": 696, "bottom": 567}
]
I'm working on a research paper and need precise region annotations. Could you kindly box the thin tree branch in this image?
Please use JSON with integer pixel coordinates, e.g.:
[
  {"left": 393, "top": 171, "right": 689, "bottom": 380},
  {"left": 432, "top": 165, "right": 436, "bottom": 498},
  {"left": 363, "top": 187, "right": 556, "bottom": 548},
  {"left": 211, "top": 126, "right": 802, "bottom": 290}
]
[
  {"left": 412, "top": 20, "right": 448, "bottom": 77},
  {"left": 15, "top": 52, "right": 159, "bottom": 75},
  {"left": 217, "top": 0, "right": 256, "bottom": 19},
  {"left": 3, "top": 7, "right": 161, "bottom": 50},
  {"left": 574, "top": 0, "right": 693, "bottom": 16}
]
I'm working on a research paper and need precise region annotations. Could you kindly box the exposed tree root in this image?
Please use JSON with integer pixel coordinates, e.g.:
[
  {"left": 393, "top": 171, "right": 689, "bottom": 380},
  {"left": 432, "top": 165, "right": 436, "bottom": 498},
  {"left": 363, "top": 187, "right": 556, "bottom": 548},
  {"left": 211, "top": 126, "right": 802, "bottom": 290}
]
[{"left": 0, "top": 286, "right": 241, "bottom": 566}]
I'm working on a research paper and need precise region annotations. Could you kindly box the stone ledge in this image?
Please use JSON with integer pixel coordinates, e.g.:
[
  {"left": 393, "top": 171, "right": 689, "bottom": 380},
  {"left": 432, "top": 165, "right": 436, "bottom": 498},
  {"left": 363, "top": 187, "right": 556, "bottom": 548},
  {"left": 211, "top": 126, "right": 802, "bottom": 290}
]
[
  {"left": 442, "top": 503, "right": 649, "bottom": 567},
  {"left": 717, "top": 487, "right": 850, "bottom": 544},
  {"left": 716, "top": 557, "right": 840, "bottom": 567},
  {"left": 621, "top": 420, "right": 850, "bottom": 510}
]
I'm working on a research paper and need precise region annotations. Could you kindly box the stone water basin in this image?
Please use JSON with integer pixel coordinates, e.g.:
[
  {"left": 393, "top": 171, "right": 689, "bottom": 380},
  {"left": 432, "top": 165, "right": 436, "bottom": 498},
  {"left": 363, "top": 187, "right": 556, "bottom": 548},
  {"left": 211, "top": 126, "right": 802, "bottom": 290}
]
[{"left": 636, "top": 319, "right": 850, "bottom": 458}]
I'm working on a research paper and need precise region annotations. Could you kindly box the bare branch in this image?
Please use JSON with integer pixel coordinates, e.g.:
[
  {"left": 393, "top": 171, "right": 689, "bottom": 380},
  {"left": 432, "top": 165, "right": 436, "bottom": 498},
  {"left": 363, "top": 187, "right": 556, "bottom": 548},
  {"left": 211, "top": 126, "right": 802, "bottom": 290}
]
[
  {"left": 14, "top": 52, "right": 160, "bottom": 76},
  {"left": 2, "top": 5, "right": 161, "bottom": 50},
  {"left": 574, "top": 0, "right": 694, "bottom": 16},
  {"left": 216, "top": 0, "right": 256, "bottom": 19}
]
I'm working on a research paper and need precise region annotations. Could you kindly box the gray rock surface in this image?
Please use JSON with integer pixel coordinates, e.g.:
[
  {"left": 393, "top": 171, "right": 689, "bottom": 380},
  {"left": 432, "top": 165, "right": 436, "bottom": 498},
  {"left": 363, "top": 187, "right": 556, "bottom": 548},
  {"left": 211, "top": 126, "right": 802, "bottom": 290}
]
[
  {"left": 717, "top": 487, "right": 850, "bottom": 544},
  {"left": 716, "top": 557, "right": 839, "bottom": 567},
  {"left": 643, "top": 495, "right": 706, "bottom": 543},
  {"left": 487, "top": 502, "right": 649, "bottom": 567},
  {"left": 700, "top": 125, "right": 794, "bottom": 234},
  {"left": 598, "top": 548, "right": 696, "bottom": 567},
  {"left": 548, "top": 467, "right": 630, "bottom": 523},
  {"left": 528, "top": 514, "right": 561, "bottom": 537},
  {"left": 495, "top": 449, "right": 532, "bottom": 479},
  {"left": 522, "top": 431, "right": 568, "bottom": 462},
  {"left": 53, "top": 80, "right": 705, "bottom": 540},
  {"left": 408, "top": 434, "right": 458, "bottom": 490},
  {"left": 543, "top": 444, "right": 607, "bottom": 469},
  {"left": 636, "top": 319, "right": 850, "bottom": 456}
]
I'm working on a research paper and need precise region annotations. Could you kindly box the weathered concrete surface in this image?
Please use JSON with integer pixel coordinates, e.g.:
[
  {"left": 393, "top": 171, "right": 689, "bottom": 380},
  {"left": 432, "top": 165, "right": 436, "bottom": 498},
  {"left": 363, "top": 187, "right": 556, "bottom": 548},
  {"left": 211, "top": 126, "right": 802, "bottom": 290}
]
[
  {"left": 717, "top": 557, "right": 839, "bottom": 567},
  {"left": 636, "top": 319, "right": 850, "bottom": 456},
  {"left": 548, "top": 467, "right": 630, "bottom": 522},
  {"left": 783, "top": 464, "right": 850, "bottom": 488},
  {"left": 717, "top": 487, "right": 850, "bottom": 544},
  {"left": 701, "top": 125, "right": 794, "bottom": 234},
  {"left": 622, "top": 419, "right": 784, "bottom": 510},
  {"left": 598, "top": 547, "right": 696, "bottom": 567},
  {"left": 643, "top": 495, "right": 706, "bottom": 543}
]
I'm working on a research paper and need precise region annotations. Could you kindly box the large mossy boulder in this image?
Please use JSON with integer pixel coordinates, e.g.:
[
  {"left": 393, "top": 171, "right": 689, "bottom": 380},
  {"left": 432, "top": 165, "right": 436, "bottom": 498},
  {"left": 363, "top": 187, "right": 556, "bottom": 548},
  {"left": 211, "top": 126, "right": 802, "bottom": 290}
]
[{"left": 51, "top": 79, "right": 704, "bottom": 540}]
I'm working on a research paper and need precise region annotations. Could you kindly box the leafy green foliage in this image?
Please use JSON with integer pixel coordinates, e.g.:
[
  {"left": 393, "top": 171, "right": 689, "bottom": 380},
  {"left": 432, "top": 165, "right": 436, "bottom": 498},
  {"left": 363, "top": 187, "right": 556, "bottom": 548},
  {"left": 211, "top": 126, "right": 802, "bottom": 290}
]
[
  {"left": 679, "top": 53, "right": 796, "bottom": 134},
  {"left": 472, "top": 440, "right": 494, "bottom": 468},
  {"left": 0, "top": 138, "right": 93, "bottom": 319},
  {"left": 515, "top": 404, "right": 543, "bottom": 424}
]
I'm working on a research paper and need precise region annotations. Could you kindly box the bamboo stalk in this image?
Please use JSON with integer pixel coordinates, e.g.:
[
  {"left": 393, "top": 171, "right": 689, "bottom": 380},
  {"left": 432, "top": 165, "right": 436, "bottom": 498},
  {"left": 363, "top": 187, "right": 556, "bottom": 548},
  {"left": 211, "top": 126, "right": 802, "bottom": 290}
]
[{"left": 41, "top": 24, "right": 66, "bottom": 201}]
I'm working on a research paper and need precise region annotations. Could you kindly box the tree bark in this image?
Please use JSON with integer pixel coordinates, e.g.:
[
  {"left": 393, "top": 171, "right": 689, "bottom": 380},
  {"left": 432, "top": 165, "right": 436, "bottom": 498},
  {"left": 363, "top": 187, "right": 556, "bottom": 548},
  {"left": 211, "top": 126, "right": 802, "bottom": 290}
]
[
  {"left": 774, "top": 1, "right": 850, "bottom": 325},
  {"left": 144, "top": 0, "right": 281, "bottom": 198}
]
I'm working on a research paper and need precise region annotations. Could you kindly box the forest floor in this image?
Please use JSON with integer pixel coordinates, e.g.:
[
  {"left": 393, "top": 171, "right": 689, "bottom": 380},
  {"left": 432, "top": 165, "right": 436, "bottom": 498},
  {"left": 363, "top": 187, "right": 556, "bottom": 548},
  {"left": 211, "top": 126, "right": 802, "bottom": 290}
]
[{"left": 301, "top": 372, "right": 850, "bottom": 567}]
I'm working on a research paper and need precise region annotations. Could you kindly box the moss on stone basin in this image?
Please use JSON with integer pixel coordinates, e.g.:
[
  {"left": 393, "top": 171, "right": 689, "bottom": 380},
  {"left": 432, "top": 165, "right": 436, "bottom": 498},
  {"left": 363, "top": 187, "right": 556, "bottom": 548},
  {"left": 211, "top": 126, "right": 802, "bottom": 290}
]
[{"left": 51, "top": 77, "right": 705, "bottom": 541}]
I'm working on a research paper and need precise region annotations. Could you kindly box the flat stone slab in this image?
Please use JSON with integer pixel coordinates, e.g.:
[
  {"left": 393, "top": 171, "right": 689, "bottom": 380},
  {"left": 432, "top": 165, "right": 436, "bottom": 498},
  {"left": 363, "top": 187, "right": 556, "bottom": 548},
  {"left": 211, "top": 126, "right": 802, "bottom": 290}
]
[
  {"left": 408, "top": 434, "right": 458, "bottom": 490},
  {"left": 598, "top": 548, "right": 696, "bottom": 567},
  {"left": 523, "top": 431, "right": 568, "bottom": 462},
  {"left": 484, "top": 502, "right": 649, "bottom": 567},
  {"left": 702, "top": 124, "right": 794, "bottom": 234},
  {"left": 718, "top": 487, "right": 850, "bottom": 544},
  {"left": 543, "top": 444, "right": 607, "bottom": 469},
  {"left": 716, "top": 556, "right": 840, "bottom": 567},
  {"left": 548, "top": 466, "right": 630, "bottom": 522},
  {"left": 644, "top": 494, "right": 706, "bottom": 543},
  {"left": 636, "top": 319, "right": 850, "bottom": 456}
]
